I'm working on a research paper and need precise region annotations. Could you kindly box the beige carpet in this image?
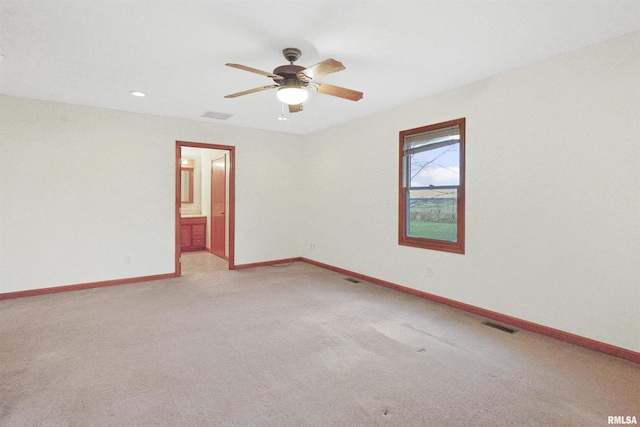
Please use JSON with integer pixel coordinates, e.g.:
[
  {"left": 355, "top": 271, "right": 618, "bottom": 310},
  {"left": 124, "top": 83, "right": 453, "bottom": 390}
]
[{"left": 0, "top": 262, "right": 638, "bottom": 426}]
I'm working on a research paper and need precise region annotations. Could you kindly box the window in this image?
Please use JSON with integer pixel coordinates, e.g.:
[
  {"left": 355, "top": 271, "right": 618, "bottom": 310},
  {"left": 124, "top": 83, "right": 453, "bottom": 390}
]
[{"left": 399, "top": 118, "right": 465, "bottom": 254}]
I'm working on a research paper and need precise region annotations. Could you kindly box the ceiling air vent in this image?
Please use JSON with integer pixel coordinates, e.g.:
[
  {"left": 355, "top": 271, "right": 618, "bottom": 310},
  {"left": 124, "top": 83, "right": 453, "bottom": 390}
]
[{"left": 201, "top": 111, "right": 234, "bottom": 120}]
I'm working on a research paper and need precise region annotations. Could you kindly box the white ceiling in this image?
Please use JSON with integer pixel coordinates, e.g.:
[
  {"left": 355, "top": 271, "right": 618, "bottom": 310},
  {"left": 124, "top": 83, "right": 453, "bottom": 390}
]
[{"left": 1, "top": 1, "right": 638, "bottom": 135}]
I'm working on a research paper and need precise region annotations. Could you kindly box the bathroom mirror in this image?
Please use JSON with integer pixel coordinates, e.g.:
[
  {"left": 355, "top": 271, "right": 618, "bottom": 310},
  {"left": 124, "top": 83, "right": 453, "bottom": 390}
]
[
  {"left": 180, "top": 159, "right": 195, "bottom": 203},
  {"left": 181, "top": 169, "right": 194, "bottom": 203}
]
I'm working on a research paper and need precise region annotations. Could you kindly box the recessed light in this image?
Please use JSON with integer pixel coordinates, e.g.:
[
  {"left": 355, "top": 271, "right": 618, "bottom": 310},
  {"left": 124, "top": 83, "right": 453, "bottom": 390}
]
[{"left": 130, "top": 91, "right": 146, "bottom": 97}]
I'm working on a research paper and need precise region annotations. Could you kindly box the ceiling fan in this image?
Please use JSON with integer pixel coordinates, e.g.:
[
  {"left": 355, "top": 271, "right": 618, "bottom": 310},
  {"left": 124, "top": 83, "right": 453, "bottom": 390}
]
[{"left": 224, "top": 48, "right": 363, "bottom": 113}]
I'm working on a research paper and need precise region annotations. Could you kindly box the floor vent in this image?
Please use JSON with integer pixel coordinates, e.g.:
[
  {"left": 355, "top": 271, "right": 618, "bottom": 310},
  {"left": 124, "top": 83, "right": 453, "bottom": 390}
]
[
  {"left": 201, "top": 111, "right": 234, "bottom": 120},
  {"left": 344, "top": 277, "right": 361, "bottom": 283},
  {"left": 482, "top": 321, "right": 517, "bottom": 334}
]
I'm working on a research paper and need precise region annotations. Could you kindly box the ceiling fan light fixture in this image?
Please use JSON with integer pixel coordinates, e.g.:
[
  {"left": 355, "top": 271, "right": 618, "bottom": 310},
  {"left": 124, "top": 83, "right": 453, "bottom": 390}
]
[{"left": 276, "top": 86, "right": 308, "bottom": 105}]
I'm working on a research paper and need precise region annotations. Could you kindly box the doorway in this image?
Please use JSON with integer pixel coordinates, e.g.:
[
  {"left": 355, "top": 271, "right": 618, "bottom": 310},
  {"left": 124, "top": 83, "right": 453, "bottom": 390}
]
[{"left": 176, "top": 141, "right": 235, "bottom": 276}]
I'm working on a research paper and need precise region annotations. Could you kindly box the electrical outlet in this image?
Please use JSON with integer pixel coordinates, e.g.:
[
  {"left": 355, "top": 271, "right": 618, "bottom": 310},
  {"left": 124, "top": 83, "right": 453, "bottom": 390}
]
[
  {"left": 310, "top": 243, "right": 316, "bottom": 250},
  {"left": 124, "top": 255, "right": 132, "bottom": 265},
  {"left": 426, "top": 265, "right": 433, "bottom": 277}
]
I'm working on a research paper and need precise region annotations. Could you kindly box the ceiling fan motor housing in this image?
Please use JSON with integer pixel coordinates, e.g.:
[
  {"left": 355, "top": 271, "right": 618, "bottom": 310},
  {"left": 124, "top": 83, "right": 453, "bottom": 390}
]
[{"left": 273, "top": 64, "right": 306, "bottom": 86}]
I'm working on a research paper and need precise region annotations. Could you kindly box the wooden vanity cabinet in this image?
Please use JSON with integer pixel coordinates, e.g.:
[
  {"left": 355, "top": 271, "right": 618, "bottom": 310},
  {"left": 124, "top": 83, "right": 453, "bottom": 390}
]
[{"left": 180, "top": 216, "right": 207, "bottom": 251}]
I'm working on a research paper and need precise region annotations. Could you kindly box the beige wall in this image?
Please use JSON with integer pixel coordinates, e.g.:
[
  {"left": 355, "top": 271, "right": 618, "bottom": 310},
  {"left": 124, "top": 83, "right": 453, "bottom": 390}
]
[
  {"left": 1, "top": 33, "right": 638, "bottom": 352},
  {"left": 0, "top": 99, "right": 303, "bottom": 291},
  {"left": 300, "top": 33, "right": 640, "bottom": 352}
]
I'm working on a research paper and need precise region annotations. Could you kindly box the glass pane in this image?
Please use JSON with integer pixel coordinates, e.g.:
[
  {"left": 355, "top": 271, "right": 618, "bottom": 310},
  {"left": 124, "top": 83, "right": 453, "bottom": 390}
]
[
  {"left": 409, "top": 143, "right": 459, "bottom": 187},
  {"left": 407, "top": 188, "right": 457, "bottom": 242}
]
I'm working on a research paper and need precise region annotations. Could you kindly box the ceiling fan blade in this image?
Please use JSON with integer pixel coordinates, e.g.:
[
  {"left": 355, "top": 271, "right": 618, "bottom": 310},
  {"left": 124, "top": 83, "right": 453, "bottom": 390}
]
[
  {"left": 288, "top": 104, "right": 303, "bottom": 113},
  {"left": 316, "top": 83, "right": 363, "bottom": 101},
  {"left": 225, "top": 63, "right": 284, "bottom": 80},
  {"left": 224, "top": 85, "right": 278, "bottom": 98},
  {"left": 297, "top": 58, "right": 345, "bottom": 82}
]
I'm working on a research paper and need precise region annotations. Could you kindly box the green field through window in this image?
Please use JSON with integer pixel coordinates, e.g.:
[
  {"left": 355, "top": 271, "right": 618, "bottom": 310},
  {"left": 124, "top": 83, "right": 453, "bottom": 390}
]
[{"left": 408, "top": 221, "right": 457, "bottom": 242}]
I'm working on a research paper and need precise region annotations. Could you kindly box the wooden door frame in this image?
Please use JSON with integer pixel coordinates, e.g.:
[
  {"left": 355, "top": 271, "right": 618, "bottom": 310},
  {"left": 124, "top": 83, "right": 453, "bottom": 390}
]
[{"left": 176, "top": 141, "right": 235, "bottom": 275}]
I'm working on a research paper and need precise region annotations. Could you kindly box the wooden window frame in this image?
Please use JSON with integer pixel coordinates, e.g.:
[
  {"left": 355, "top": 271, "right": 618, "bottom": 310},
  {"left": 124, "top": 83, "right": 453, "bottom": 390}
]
[{"left": 398, "top": 118, "right": 465, "bottom": 254}]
